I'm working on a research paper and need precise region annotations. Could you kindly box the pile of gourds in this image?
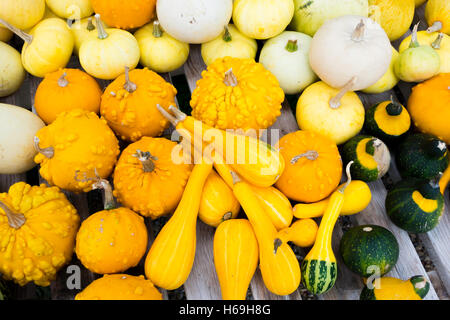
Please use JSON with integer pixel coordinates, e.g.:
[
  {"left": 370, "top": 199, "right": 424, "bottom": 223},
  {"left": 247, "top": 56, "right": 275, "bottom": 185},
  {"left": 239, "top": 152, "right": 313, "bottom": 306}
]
[{"left": 0, "top": 0, "right": 449, "bottom": 301}]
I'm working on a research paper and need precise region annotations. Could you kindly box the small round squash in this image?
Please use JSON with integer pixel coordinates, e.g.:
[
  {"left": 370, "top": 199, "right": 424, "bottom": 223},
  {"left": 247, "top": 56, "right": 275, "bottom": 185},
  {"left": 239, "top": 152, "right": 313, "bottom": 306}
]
[
  {"left": 70, "top": 16, "right": 107, "bottom": 56},
  {"left": 361, "top": 275, "right": 430, "bottom": 300},
  {"left": 0, "top": 0, "right": 45, "bottom": 30},
  {"left": 362, "top": 47, "right": 400, "bottom": 94},
  {"left": 46, "top": 0, "right": 93, "bottom": 19},
  {"left": 275, "top": 130, "right": 343, "bottom": 203},
  {"left": 0, "top": 182, "right": 80, "bottom": 286},
  {"left": 0, "top": 41, "right": 26, "bottom": 97},
  {"left": 35, "top": 68, "right": 102, "bottom": 124},
  {"left": 425, "top": 0, "right": 450, "bottom": 34},
  {"left": 75, "top": 274, "right": 162, "bottom": 300},
  {"left": 100, "top": 67, "right": 178, "bottom": 142}
]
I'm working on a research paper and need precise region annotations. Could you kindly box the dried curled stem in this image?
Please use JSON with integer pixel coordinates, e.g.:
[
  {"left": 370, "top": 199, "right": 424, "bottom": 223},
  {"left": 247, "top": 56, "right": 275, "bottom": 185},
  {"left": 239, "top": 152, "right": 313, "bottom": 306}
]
[
  {"left": 123, "top": 66, "right": 137, "bottom": 93},
  {"left": 133, "top": 149, "right": 158, "bottom": 172},
  {"left": 224, "top": 68, "right": 238, "bottom": 87},
  {"left": 58, "top": 72, "right": 69, "bottom": 88},
  {"left": 291, "top": 150, "right": 319, "bottom": 164},
  {"left": 74, "top": 169, "right": 116, "bottom": 210},
  {"left": 34, "top": 136, "right": 54, "bottom": 159},
  {"left": 0, "top": 200, "right": 26, "bottom": 229}
]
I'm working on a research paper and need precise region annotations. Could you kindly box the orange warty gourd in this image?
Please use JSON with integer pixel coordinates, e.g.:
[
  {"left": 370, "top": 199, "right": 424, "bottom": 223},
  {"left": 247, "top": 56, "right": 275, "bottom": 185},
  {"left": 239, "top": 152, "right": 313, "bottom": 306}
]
[
  {"left": 34, "top": 109, "right": 120, "bottom": 193},
  {"left": 275, "top": 130, "right": 343, "bottom": 203},
  {"left": 0, "top": 182, "right": 79, "bottom": 286},
  {"left": 100, "top": 67, "right": 178, "bottom": 142},
  {"left": 407, "top": 73, "right": 450, "bottom": 144},
  {"left": 190, "top": 56, "right": 284, "bottom": 131},
  {"left": 213, "top": 219, "right": 259, "bottom": 300},
  {"left": 75, "top": 274, "right": 162, "bottom": 300},
  {"left": 75, "top": 174, "right": 148, "bottom": 274},
  {"left": 90, "top": 0, "right": 156, "bottom": 30},
  {"left": 113, "top": 137, "right": 193, "bottom": 219},
  {"left": 35, "top": 68, "right": 102, "bottom": 124}
]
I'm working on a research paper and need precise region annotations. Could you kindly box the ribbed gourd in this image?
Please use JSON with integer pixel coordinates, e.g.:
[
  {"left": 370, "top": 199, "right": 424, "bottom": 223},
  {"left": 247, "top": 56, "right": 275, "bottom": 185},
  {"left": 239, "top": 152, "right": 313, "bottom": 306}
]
[
  {"left": 213, "top": 219, "right": 259, "bottom": 300},
  {"left": 190, "top": 57, "right": 284, "bottom": 132},
  {"left": 361, "top": 276, "right": 430, "bottom": 300},
  {"left": 0, "top": 182, "right": 80, "bottom": 286},
  {"left": 34, "top": 109, "right": 120, "bottom": 193},
  {"left": 100, "top": 67, "right": 177, "bottom": 142},
  {"left": 113, "top": 137, "right": 193, "bottom": 219}
]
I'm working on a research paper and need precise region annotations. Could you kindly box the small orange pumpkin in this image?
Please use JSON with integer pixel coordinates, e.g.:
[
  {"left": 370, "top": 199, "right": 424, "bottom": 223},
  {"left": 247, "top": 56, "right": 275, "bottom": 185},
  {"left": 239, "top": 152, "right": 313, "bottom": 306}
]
[
  {"left": 100, "top": 67, "right": 178, "bottom": 142},
  {"left": 90, "top": 0, "right": 156, "bottom": 30},
  {"left": 113, "top": 136, "right": 194, "bottom": 219},
  {"left": 35, "top": 68, "right": 102, "bottom": 124},
  {"left": 275, "top": 130, "right": 343, "bottom": 203}
]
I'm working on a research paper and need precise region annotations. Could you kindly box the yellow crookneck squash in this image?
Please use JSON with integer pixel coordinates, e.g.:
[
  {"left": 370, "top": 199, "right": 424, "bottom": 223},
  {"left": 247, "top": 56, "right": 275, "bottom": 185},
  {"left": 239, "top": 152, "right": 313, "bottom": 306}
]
[
  {"left": 275, "top": 218, "right": 319, "bottom": 249},
  {"left": 34, "top": 109, "right": 120, "bottom": 193},
  {"left": 75, "top": 274, "right": 162, "bottom": 300},
  {"left": 75, "top": 173, "right": 148, "bottom": 274},
  {"left": 0, "top": 182, "right": 80, "bottom": 286},
  {"left": 230, "top": 171, "right": 300, "bottom": 296},
  {"left": 100, "top": 67, "right": 177, "bottom": 142},
  {"left": 157, "top": 105, "right": 285, "bottom": 189},
  {"left": 301, "top": 161, "right": 354, "bottom": 295},
  {"left": 145, "top": 159, "right": 213, "bottom": 290},
  {"left": 213, "top": 219, "right": 259, "bottom": 300},
  {"left": 113, "top": 136, "right": 193, "bottom": 219},
  {"left": 35, "top": 68, "right": 102, "bottom": 124},
  {"left": 190, "top": 56, "right": 284, "bottom": 132}
]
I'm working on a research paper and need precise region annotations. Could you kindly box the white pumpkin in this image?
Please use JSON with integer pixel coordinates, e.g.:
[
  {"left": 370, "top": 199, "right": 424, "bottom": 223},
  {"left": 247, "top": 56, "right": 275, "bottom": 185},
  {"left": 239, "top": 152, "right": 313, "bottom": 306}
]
[
  {"left": 259, "top": 31, "right": 317, "bottom": 95},
  {"left": 291, "top": 0, "right": 369, "bottom": 37},
  {"left": 0, "top": 104, "right": 45, "bottom": 174},
  {"left": 309, "top": 15, "right": 392, "bottom": 91},
  {"left": 0, "top": 42, "right": 26, "bottom": 97},
  {"left": 156, "top": 0, "right": 233, "bottom": 44}
]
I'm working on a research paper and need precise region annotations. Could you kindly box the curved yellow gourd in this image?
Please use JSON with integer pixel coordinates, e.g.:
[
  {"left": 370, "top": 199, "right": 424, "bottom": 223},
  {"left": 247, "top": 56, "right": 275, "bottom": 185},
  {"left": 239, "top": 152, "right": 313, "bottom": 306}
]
[
  {"left": 231, "top": 171, "right": 301, "bottom": 296},
  {"left": 275, "top": 219, "right": 318, "bottom": 249},
  {"left": 213, "top": 219, "right": 259, "bottom": 300},
  {"left": 293, "top": 180, "right": 372, "bottom": 219},
  {"left": 440, "top": 166, "right": 450, "bottom": 194},
  {"left": 144, "top": 161, "right": 213, "bottom": 290},
  {"left": 157, "top": 105, "right": 285, "bottom": 188}
]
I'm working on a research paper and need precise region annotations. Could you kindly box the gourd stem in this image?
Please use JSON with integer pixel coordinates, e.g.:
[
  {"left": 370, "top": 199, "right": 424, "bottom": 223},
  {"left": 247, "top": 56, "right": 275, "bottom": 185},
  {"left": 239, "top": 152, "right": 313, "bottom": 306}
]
[
  {"left": 58, "top": 72, "right": 69, "bottom": 88},
  {"left": 86, "top": 17, "right": 95, "bottom": 31},
  {"left": 94, "top": 14, "right": 108, "bottom": 39},
  {"left": 366, "top": 138, "right": 381, "bottom": 155},
  {"left": 351, "top": 19, "right": 366, "bottom": 42},
  {"left": 339, "top": 161, "right": 354, "bottom": 193},
  {"left": 153, "top": 20, "right": 163, "bottom": 38},
  {"left": 223, "top": 68, "right": 238, "bottom": 87},
  {"left": 427, "top": 21, "right": 443, "bottom": 33},
  {"left": 329, "top": 77, "right": 357, "bottom": 109},
  {"left": 156, "top": 104, "right": 182, "bottom": 126},
  {"left": 34, "top": 136, "right": 54, "bottom": 159},
  {"left": 74, "top": 169, "right": 116, "bottom": 210},
  {"left": 0, "top": 201, "right": 26, "bottom": 229},
  {"left": 409, "top": 23, "right": 421, "bottom": 48},
  {"left": 133, "top": 149, "right": 158, "bottom": 173},
  {"left": 273, "top": 238, "right": 283, "bottom": 254},
  {"left": 123, "top": 66, "right": 137, "bottom": 93},
  {"left": 285, "top": 40, "right": 298, "bottom": 53},
  {"left": 0, "top": 18, "right": 33, "bottom": 43},
  {"left": 291, "top": 150, "right": 319, "bottom": 164},
  {"left": 223, "top": 26, "right": 232, "bottom": 42},
  {"left": 386, "top": 99, "right": 403, "bottom": 116},
  {"left": 223, "top": 211, "right": 233, "bottom": 221},
  {"left": 230, "top": 171, "right": 241, "bottom": 185},
  {"left": 431, "top": 33, "right": 443, "bottom": 49}
]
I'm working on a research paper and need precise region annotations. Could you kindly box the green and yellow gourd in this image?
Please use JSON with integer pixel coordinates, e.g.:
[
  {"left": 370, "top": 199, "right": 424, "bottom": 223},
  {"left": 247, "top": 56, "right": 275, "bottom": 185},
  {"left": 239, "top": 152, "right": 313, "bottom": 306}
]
[
  {"left": 385, "top": 176, "right": 445, "bottom": 233},
  {"left": 301, "top": 162, "right": 353, "bottom": 295},
  {"left": 342, "top": 135, "right": 391, "bottom": 182},
  {"left": 364, "top": 99, "right": 411, "bottom": 142},
  {"left": 361, "top": 275, "right": 430, "bottom": 300}
]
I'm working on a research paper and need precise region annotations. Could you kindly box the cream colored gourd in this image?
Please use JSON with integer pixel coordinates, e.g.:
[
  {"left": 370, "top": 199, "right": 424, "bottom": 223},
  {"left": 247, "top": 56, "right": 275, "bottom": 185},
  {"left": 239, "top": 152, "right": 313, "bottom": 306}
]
[
  {"left": 0, "top": 104, "right": 45, "bottom": 174},
  {"left": 134, "top": 20, "right": 190, "bottom": 73},
  {"left": 0, "top": 42, "right": 26, "bottom": 97},
  {"left": 259, "top": 31, "right": 317, "bottom": 94},
  {"left": 0, "top": 0, "right": 45, "bottom": 30},
  {"left": 309, "top": 15, "right": 392, "bottom": 91},
  {"left": 233, "top": 0, "right": 294, "bottom": 40},
  {"left": 291, "top": 0, "right": 369, "bottom": 37},
  {"left": 201, "top": 24, "right": 257, "bottom": 67},
  {"left": 70, "top": 16, "right": 107, "bottom": 55},
  {"left": 156, "top": 0, "right": 233, "bottom": 44},
  {"left": 46, "top": 0, "right": 93, "bottom": 19},
  {"left": 362, "top": 47, "right": 400, "bottom": 94},
  {"left": 79, "top": 14, "right": 140, "bottom": 80}
]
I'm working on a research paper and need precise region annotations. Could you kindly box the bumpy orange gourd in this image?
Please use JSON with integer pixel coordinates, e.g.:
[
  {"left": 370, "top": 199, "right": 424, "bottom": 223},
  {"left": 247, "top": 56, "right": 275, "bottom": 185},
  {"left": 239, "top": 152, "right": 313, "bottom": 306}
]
[
  {"left": 75, "top": 274, "right": 162, "bottom": 300},
  {"left": 34, "top": 109, "right": 120, "bottom": 193},
  {"left": 90, "top": 0, "right": 156, "bottom": 30},
  {"left": 407, "top": 73, "right": 450, "bottom": 144},
  {"left": 275, "top": 130, "right": 343, "bottom": 203},
  {"left": 75, "top": 176, "right": 148, "bottom": 274},
  {"left": 0, "top": 182, "right": 79, "bottom": 286},
  {"left": 35, "top": 68, "right": 102, "bottom": 124},
  {"left": 214, "top": 219, "right": 259, "bottom": 300},
  {"left": 190, "top": 56, "right": 284, "bottom": 131},
  {"left": 113, "top": 137, "right": 193, "bottom": 219},
  {"left": 199, "top": 170, "right": 240, "bottom": 227},
  {"left": 100, "top": 67, "right": 177, "bottom": 142}
]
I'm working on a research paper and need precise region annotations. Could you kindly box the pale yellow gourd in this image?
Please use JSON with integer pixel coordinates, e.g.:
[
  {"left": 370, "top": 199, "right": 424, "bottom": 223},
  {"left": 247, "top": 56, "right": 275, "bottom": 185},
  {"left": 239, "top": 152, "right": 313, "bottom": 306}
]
[
  {"left": 0, "top": 26, "right": 13, "bottom": 42},
  {"left": 70, "top": 16, "right": 107, "bottom": 56},
  {"left": 46, "top": 0, "right": 93, "bottom": 19},
  {"left": 0, "top": 42, "right": 26, "bottom": 97},
  {"left": 362, "top": 47, "right": 400, "bottom": 94},
  {"left": 0, "top": 0, "right": 45, "bottom": 30}
]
